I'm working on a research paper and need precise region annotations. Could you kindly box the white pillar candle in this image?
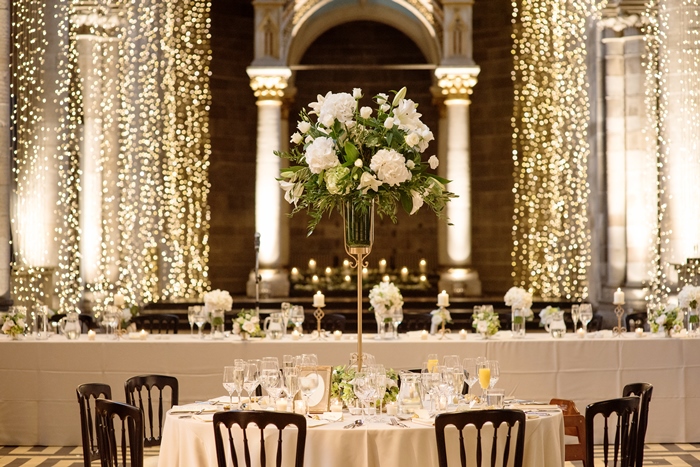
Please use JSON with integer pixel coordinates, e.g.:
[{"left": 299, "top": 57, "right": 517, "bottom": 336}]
[
  {"left": 362, "top": 267, "right": 368, "bottom": 279},
  {"left": 291, "top": 267, "right": 300, "bottom": 281},
  {"left": 325, "top": 267, "right": 332, "bottom": 278},
  {"left": 635, "top": 327, "right": 644, "bottom": 337},
  {"left": 308, "top": 259, "right": 316, "bottom": 272},
  {"left": 313, "top": 291, "right": 325, "bottom": 307},
  {"left": 400, "top": 267, "right": 408, "bottom": 281},
  {"left": 379, "top": 259, "right": 387, "bottom": 274},
  {"left": 613, "top": 288, "right": 625, "bottom": 305},
  {"left": 419, "top": 259, "right": 427, "bottom": 273},
  {"left": 438, "top": 290, "right": 450, "bottom": 307}
]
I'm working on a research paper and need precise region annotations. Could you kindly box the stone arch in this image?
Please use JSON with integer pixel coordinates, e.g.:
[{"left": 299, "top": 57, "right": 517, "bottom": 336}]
[{"left": 285, "top": 1, "right": 441, "bottom": 68}]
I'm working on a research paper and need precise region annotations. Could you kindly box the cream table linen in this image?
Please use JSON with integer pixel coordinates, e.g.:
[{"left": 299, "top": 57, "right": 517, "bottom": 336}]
[
  {"left": 156, "top": 410, "right": 564, "bottom": 467},
  {"left": 1, "top": 331, "right": 698, "bottom": 445}
]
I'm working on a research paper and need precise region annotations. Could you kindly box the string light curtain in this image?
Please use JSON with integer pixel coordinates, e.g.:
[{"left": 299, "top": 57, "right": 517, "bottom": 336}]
[
  {"left": 117, "top": 0, "right": 212, "bottom": 305},
  {"left": 9, "top": 0, "right": 53, "bottom": 304},
  {"left": 645, "top": 0, "right": 700, "bottom": 307},
  {"left": 511, "top": 0, "right": 597, "bottom": 299}
]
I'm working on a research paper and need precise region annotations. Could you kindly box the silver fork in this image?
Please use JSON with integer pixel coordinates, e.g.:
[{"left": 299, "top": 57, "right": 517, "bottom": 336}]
[
  {"left": 391, "top": 417, "right": 408, "bottom": 428},
  {"left": 178, "top": 408, "right": 205, "bottom": 419}
]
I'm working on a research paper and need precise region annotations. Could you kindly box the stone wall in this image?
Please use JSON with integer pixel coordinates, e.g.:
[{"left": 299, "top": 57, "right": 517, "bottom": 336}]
[{"left": 208, "top": 0, "right": 516, "bottom": 296}]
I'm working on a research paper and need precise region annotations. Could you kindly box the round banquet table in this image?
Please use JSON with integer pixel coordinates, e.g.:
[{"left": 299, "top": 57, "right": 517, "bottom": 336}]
[{"left": 157, "top": 407, "right": 564, "bottom": 467}]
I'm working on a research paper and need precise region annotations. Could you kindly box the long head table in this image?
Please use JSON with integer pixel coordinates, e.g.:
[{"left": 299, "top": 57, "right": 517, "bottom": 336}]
[{"left": 0, "top": 330, "right": 698, "bottom": 445}]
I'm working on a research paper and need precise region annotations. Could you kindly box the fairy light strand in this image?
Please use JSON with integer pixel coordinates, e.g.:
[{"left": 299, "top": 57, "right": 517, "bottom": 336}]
[{"left": 511, "top": 0, "right": 597, "bottom": 300}]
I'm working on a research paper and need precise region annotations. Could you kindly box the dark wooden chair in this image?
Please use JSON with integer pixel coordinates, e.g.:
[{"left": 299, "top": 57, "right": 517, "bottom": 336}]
[
  {"left": 622, "top": 383, "right": 653, "bottom": 467},
  {"left": 76, "top": 383, "right": 112, "bottom": 467},
  {"left": 95, "top": 399, "right": 144, "bottom": 467},
  {"left": 587, "top": 314, "right": 604, "bottom": 332},
  {"left": 213, "top": 410, "right": 307, "bottom": 467},
  {"left": 626, "top": 312, "right": 647, "bottom": 331},
  {"left": 322, "top": 313, "right": 346, "bottom": 332},
  {"left": 131, "top": 314, "right": 179, "bottom": 334},
  {"left": 399, "top": 313, "right": 432, "bottom": 332},
  {"left": 435, "top": 409, "right": 526, "bottom": 467},
  {"left": 585, "top": 397, "right": 639, "bottom": 467},
  {"left": 124, "top": 375, "right": 179, "bottom": 447},
  {"left": 551, "top": 398, "right": 586, "bottom": 466}
]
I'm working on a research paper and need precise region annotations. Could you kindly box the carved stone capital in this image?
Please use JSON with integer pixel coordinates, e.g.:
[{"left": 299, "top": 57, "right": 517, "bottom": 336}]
[
  {"left": 435, "top": 66, "right": 480, "bottom": 99},
  {"left": 71, "top": 4, "right": 122, "bottom": 31},
  {"left": 246, "top": 67, "right": 292, "bottom": 100},
  {"left": 599, "top": 14, "right": 648, "bottom": 32}
]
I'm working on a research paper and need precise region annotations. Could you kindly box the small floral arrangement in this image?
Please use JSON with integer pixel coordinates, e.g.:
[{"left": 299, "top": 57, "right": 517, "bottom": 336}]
[
  {"left": 678, "top": 284, "right": 700, "bottom": 310},
  {"left": 203, "top": 289, "right": 233, "bottom": 313},
  {"left": 330, "top": 365, "right": 399, "bottom": 407},
  {"left": 430, "top": 307, "right": 452, "bottom": 328},
  {"left": 472, "top": 308, "right": 500, "bottom": 336},
  {"left": 232, "top": 309, "right": 264, "bottom": 338},
  {"left": 1, "top": 309, "right": 27, "bottom": 337},
  {"left": 276, "top": 87, "right": 455, "bottom": 234},
  {"left": 504, "top": 286, "right": 534, "bottom": 325},
  {"left": 538, "top": 306, "right": 561, "bottom": 327},
  {"left": 369, "top": 281, "right": 404, "bottom": 316},
  {"left": 648, "top": 305, "right": 683, "bottom": 334}
]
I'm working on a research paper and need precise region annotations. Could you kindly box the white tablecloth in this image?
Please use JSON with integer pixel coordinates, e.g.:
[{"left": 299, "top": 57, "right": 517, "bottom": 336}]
[
  {"left": 1, "top": 330, "right": 698, "bottom": 445},
  {"left": 157, "top": 410, "right": 564, "bottom": 467}
]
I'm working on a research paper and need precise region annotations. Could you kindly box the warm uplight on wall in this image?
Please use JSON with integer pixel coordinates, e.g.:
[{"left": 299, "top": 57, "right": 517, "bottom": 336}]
[{"left": 510, "top": 0, "right": 595, "bottom": 299}]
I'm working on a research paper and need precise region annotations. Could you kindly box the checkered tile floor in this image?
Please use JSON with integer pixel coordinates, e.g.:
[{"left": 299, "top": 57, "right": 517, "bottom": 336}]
[{"left": 0, "top": 444, "right": 698, "bottom": 466}]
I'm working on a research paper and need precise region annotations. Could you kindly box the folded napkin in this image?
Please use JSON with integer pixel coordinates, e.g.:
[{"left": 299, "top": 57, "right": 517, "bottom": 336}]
[
  {"left": 320, "top": 412, "right": 343, "bottom": 422},
  {"left": 510, "top": 404, "right": 560, "bottom": 411},
  {"left": 306, "top": 418, "right": 330, "bottom": 428},
  {"left": 412, "top": 418, "right": 434, "bottom": 427},
  {"left": 170, "top": 403, "right": 220, "bottom": 414}
]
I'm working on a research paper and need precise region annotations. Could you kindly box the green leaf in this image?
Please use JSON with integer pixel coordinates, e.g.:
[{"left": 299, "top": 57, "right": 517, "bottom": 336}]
[
  {"left": 425, "top": 173, "right": 451, "bottom": 185},
  {"left": 400, "top": 191, "right": 413, "bottom": 214},
  {"left": 344, "top": 142, "right": 359, "bottom": 164}
]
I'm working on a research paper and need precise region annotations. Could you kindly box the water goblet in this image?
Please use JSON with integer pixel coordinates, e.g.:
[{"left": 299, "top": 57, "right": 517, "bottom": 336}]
[
  {"left": 579, "top": 304, "right": 593, "bottom": 333},
  {"left": 352, "top": 371, "right": 377, "bottom": 422},
  {"left": 391, "top": 308, "right": 403, "bottom": 339},
  {"left": 242, "top": 361, "right": 260, "bottom": 406},
  {"left": 290, "top": 306, "right": 305, "bottom": 334},
  {"left": 282, "top": 367, "right": 300, "bottom": 411},
  {"left": 194, "top": 307, "right": 207, "bottom": 339},
  {"left": 487, "top": 360, "right": 500, "bottom": 389}
]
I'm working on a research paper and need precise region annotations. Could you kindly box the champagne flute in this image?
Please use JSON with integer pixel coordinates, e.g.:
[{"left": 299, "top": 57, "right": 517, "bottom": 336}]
[
  {"left": 352, "top": 371, "right": 376, "bottom": 422},
  {"left": 426, "top": 353, "right": 439, "bottom": 373},
  {"left": 370, "top": 364, "right": 387, "bottom": 420},
  {"left": 462, "top": 358, "right": 479, "bottom": 396},
  {"left": 571, "top": 304, "right": 580, "bottom": 331},
  {"left": 261, "top": 358, "right": 281, "bottom": 406},
  {"left": 282, "top": 354, "right": 295, "bottom": 370},
  {"left": 187, "top": 306, "right": 197, "bottom": 336},
  {"left": 477, "top": 358, "right": 490, "bottom": 399},
  {"left": 283, "top": 367, "right": 300, "bottom": 411},
  {"left": 298, "top": 354, "right": 319, "bottom": 416},
  {"left": 194, "top": 307, "right": 207, "bottom": 339},
  {"left": 223, "top": 365, "right": 244, "bottom": 408},
  {"left": 487, "top": 360, "right": 500, "bottom": 389},
  {"left": 392, "top": 308, "right": 403, "bottom": 339}
]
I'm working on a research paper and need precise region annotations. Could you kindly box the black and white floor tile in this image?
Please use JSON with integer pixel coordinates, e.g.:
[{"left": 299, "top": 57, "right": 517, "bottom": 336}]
[{"left": 0, "top": 444, "right": 698, "bottom": 466}]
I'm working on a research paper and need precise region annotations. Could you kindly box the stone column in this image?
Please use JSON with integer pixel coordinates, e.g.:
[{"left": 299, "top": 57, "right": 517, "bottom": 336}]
[
  {"left": 245, "top": 67, "right": 291, "bottom": 297},
  {"left": 435, "top": 67, "right": 482, "bottom": 296},
  {"left": 0, "top": 0, "right": 11, "bottom": 306}
]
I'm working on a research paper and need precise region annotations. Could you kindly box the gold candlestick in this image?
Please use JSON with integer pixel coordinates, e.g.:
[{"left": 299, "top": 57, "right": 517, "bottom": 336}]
[
  {"left": 312, "top": 306, "right": 326, "bottom": 340},
  {"left": 436, "top": 305, "right": 451, "bottom": 340},
  {"left": 612, "top": 304, "right": 626, "bottom": 337}
]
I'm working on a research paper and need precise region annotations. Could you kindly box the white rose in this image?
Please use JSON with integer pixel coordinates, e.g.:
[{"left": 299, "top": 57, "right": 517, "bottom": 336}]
[
  {"left": 380, "top": 104, "right": 390, "bottom": 112},
  {"left": 304, "top": 137, "right": 339, "bottom": 174},
  {"left": 406, "top": 160, "right": 415, "bottom": 169},
  {"left": 370, "top": 149, "right": 412, "bottom": 186},
  {"left": 251, "top": 316, "right": 260, "bottom": 324},
  {"left": 353, "top": 88, "right": 363, "bottom": 99},
  {"left": 290, "top": 132, "right": 303, "bottom": 144},
  {"left": 360, "top": 106, "right": 372, "bottom": 119},
  {"left": 405, "top": 132, "right": 420, "bottom": 147},
  {"left": 354, "top": 159, "right": 363, "bottom": 168},
  {"left": 242, "top": 321, "right": 255, "bottom": 334},
  {"left": 477, "top": 321, "right": 489, "bottom": 333},
  {"left": 298, "top": 121, "right": 311, "bottom": 133},
  {"left": 429, "top": 155, "right": 439, "bottom": 169},
  {"left": 376, "top": 93, "right": 389, "bottom": 105}
]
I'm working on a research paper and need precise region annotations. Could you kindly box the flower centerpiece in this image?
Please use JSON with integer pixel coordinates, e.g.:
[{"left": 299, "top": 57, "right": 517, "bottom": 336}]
[
  {"left": 472, "top": 307, "right": 500, "bottom": 338},
  {"left": 232, "top": 309, "right": 264, "bottom": 340},
  {"left": 331, "top": 365, "right": 399, "bottom": 408},
  {"left": 1, "top": 309, "right": 27, "bottom": 339},
  {"left": 538, "top": 306, "right": 561, "bottom": 327},
  {"left": 678, "top": 284, "right": 700, "bottom": 333},
  {"left": 276, "top": 87, "right": 455, "bottom": 236},
  {"left": 504, "top": 286, "right": 533, "bottom": 337},
  {"left": 369, "top": 281, "right": 404, "bottom": 338},
  {"left": 648, "top": 305, "right": 683, "bottom": 336},
  {"left": 204, "top": 289, "right": 233, "bottom": 335}
]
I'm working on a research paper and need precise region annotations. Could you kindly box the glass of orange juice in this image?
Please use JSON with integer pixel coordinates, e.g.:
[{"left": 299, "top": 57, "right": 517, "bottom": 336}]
[{"left": 477, "top": 359, "right": 490, "bottom": 399}]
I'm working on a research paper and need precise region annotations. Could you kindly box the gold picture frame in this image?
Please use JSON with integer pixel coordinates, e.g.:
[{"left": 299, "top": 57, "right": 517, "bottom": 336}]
[{"left": 299, "top": 365, "right": 332, "bottom": 413}]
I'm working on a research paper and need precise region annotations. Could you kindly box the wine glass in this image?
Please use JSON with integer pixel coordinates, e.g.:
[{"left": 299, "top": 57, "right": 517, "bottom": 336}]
[
  {"left": 421, "top": 365, "right": 441, "bottom": 413},
  {"left": 223, "top": 365, "right": 244, "bottom": 408},
  {"left": 487, "top": 360, "right": 500, "bottom": 389},
  {"left": 370, "top": 364, "right": 387, "bottom": 420},
  {"left": 194, "top": 307, "right": 207, "bottom": 339},
  {"left": 571, "top": 304, "right": 580, "bottom": 331},
  {"left": 290, "top": 306, "right": 305, "bottom": 334},
  {"left": 426, "top": 353, "right": 439, "bottom": 373},
  {"left": 298, "top": 354, "right": 319, "bottom": 416},
  {"left": 282, "top": 354, "right": 295, "bottom": 370},
  {"left": 579, "top": 304, "right": 593, "bottom": 333},
  {"left": 242, "top": 361, "right": 260, "bottom": 406},
  {"left": 462, "top": 358, "right": 479, "bottom": 396},
  {"left": 187, "top": 306, "right": 197, "bottom": 336},
  {"left": 352, "top": 371, "right": 377, "bottom": 422},
  {"left": 391, "top": 308, "right": 403, "bottom": 339}
]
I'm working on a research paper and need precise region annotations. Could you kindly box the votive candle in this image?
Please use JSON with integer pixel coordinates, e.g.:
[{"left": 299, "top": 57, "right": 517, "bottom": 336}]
[
  {"left": 87, "top": 330, "right": 96, "bottom": 341},
  {"left": 308, "top": 259, "right": 316, "bottom": 272},
  {"left": 400, "top": 267, "right": 408, "bottom": 281},
  {"left": 459, "top": 329, "right": 467, "bottom": 340},
  {"left": 291, "top": 267, "right": 300, "bottom": 281},
  {"left": 330, "top": 399, "right": 343, "bottom": 412},
  {"left": 379, "top": 259, "right": 387, "bottom": 273},
  {"left": 276, "top": 398, "right": 288, "bottom": 412},
  {"left": 420, "top": 330, "right": 429, "bottom": 340},
  {"left": 333, "top": 330, "right": 343, "bottom": 341},
  {"left": 419, "top": 259, "right": 427, "bottom": 273},
  {"left": 139, "top": 329, "right": 148, "bottom": 340}
]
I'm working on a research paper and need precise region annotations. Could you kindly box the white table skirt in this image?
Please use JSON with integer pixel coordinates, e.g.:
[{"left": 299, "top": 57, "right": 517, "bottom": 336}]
[
  {"left": 157, "top": 410, "right": 564, "bottom": 467},
  {"left": 1, "top": 330, "right": 698, "bottom": 445}
]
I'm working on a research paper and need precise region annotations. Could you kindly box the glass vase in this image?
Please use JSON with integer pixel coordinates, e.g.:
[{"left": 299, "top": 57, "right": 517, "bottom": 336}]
[
  {"left": 344, "top": 201, "right": 374, "bottom": 249},
  {"left": 211, "top": 310, "right": 225, "bottom": 339},
  {"left": 687, "top": 307, "right": 699, "bottom": 336},
  {"left": 511, "top": 307, "right": 526, "bottom": 338}
]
